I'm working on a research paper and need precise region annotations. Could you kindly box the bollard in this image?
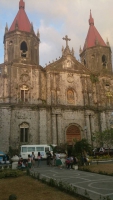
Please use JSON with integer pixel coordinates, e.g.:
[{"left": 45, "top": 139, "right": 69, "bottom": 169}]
[{"left": 9, "top": 194, "right": 17, "bottom": 200}]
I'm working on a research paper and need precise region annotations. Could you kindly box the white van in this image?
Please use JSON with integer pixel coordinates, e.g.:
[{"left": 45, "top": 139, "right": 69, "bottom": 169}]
[{"left": 20, "top": 144, "right": 56, "bottom": 160}]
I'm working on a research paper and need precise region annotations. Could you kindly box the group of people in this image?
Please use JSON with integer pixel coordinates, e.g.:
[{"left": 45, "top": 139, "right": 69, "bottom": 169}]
[
  {"left": 65, "top": 156, "right": 78, "bottom": 169},
  {"left": 46, "top": 151, "right": 62, "bottom": 169},
  {"left": 18, "top": 151, "right": 79, "bottom": 170},
  {"left": 18, "top": 151, "right": 42, "bottom": 169},
  {"left": 47, "top": 152, "right": 78, "bottom": 170}
]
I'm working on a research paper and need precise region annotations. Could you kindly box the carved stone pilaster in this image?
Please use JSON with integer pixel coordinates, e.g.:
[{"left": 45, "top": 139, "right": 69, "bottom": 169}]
[{"left": 52, "top": 114, "right": 57, "bottom": 144}]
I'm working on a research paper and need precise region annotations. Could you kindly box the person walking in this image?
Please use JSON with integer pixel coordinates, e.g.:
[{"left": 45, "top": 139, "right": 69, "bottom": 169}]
[
  {"left": 55, "top": 153, "right": 62, "bottom": 169},
  {"left": 37, "top": 152, "right": 42, "bottom": 167}
]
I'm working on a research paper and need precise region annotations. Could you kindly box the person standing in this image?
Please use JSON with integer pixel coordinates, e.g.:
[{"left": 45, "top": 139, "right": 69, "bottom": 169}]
[
  {"left": 46, "top": 151, "right": 52, "bottom": 166},
  {"left": 37, "top": 152, "right": 42, "bottom": 167},
  {"left": 52, "top": 153, "right": 56, "bottom": 166},
  {"left": 27, "top": 154, "right": 32, "bottom": 169},
  {"left": 31, "top": 152, "right": 35, "bottom": 168}
]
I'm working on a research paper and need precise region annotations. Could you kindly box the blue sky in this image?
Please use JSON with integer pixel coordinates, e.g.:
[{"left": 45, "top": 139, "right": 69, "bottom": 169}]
[{"left": 0, "top": 0, "right": 113, "bottom": 67}]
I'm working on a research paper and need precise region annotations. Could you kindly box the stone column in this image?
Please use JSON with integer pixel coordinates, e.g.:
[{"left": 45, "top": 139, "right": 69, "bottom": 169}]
[
  {"left": 100, "top": 112, "right": 107, "bottom": 131},
  {"left": 57, "top": 114, "right": 62, "bottom": 144},
  {"left": 85, "top": 114, "right": 92, "bottom": 143},
  {"left": 39, "top": 108, "right": 47, "bottom": 144},
  {"left": 52, "top": 114, "right": 57, "bottom": 144}
]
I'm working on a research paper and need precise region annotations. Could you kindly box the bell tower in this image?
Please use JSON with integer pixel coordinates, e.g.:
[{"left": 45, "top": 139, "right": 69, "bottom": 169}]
[
  {"left": 80, "top": 10, "right": 112, "bottom": 73},
  {"left": 3, "top": 0, "right": 40, "bottom": 65}
]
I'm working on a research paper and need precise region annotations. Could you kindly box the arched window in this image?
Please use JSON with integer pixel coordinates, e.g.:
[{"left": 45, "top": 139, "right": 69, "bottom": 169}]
[
  {"left": 102, "top": 55, "right": 107, "bottom": 67},
  {"left": 67, "top": 89, "right": 74, "bottom": 104},
  {"left": 20, "top": 41, "right": 28, "bottom": 57},
  {"left": 9, "top": 40, "right": 13, "bottom": 45},
  {"left": 84, "top": 59, "right": 86, "bottom": 66},
  {"left": 20, "top": 122, "right": 29, "bottom": 142},
  {"left": 20, "top": 85, "right": 29, "bottom": 102}
]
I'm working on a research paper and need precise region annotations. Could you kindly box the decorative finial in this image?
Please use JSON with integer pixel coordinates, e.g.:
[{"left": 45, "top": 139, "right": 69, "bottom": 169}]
[
  {"left": 62, "top": 35, "right": 71, "bottom": 47},
  {"left": 89, "top": 9, "right": 94, "bottom": 25},
  {"left": 79, "top": 46, "right": 82, "bottom": 54},
  {"left": 19, "top": 0, "right": 25, "bottom": 9},
  {"left": 62, "top": 46, "right": 64, "bottom": 52},
  {"left": 106, "top": 38, "right": 110, "bottom": 46},
  {"left": 37, "top": 29, "right": 40, "bottom": 38},
  {"left": 30, "top": 22, "right": 34, "bottom": 32},
  {"left": 15, "top": 20, "right": 18, "bottom": 30},
  {"left": 72, "top": 47, "right": 74, "bottom": 55},
  {"left": 5, "top": 23, "right": 8, "bottom": 33}
]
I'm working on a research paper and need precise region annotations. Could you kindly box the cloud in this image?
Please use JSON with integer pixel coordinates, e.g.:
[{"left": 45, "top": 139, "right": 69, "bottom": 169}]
[{"left": 0, "top": 0, "right": 113, "bottom": 66}]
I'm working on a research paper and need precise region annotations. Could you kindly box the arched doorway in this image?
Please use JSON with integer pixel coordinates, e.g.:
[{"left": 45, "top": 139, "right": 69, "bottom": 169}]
[{"left": 66, "top": 124, "right": 81, "bottom": 145}]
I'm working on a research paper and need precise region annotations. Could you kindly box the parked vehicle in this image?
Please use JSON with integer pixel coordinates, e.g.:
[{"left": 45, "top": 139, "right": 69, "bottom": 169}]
[
  {"left": 20, "top": 144, "right": 56, "bottom": 160},
  {"left": 0, "top": 151, "right": 6, "bottom": 163},
  {"left": 93, "top": 147, "right": 113, "bottom": 156}
]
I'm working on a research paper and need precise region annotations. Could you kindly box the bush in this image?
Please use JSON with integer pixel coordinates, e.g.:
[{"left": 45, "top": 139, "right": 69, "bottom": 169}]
[{"left": 0, "top": 169, "right": 25, "bottom": 179}]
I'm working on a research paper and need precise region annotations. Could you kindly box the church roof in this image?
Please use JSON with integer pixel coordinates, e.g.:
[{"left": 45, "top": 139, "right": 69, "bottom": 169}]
[
  {"left": 9, "top": 0, "right": 31, "bottom": 33},
  {"left": 83, "top": 10, "right": 106, "bottom": 50}
]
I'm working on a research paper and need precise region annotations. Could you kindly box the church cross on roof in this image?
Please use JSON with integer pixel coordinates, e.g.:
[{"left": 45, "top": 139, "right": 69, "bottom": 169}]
[{"left": 62, "top": 35, "right": 71, "bottom": 47}]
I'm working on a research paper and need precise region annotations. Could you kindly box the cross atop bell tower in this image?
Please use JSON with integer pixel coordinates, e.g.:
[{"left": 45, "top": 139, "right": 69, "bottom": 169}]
[{"left": 62, "top": 35, "right": 71, "bottom": 47}]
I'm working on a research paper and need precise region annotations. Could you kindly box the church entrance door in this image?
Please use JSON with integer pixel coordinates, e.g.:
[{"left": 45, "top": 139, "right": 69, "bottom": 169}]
[{"left": 66, "top": 125, "right": 81, "bottom": 145}]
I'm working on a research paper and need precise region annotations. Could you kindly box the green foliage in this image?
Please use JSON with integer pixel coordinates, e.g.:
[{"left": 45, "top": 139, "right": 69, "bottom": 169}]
[
  {"left": 90, "top": 74, "right": 99, "bottom": 83},
  {"left": 48, "top": 178, "right": 57, "bottom": 187},
  {"left": 26, "top": 168, "right": 30, "bottom": 176},
  {"left": 49, "top": 143, "right": 67, "bottom": 153},
  {"left": 0, "top": 169, "right": 24, "bottom": 179},
  {"left": 72, "top": 139, "right": 92, "bottom": 156},
  {"left": 93, "top": 128, "right": 113, "bottom": 149}
]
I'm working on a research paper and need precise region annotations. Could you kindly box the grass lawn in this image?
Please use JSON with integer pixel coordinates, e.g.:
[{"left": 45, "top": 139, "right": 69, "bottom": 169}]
[
  {"left": 79, "top": 162, "right": 113, "bottom": 174},
  {"left": 0, "top": 174, "right": 82, "bottom": 200}
]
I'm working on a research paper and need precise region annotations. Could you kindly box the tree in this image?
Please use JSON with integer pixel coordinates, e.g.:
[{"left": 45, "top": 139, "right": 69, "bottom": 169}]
[
  {"left": 93, "top": 128, "right": 113, "bottom": 151},
  {"left": 72, "top": 138, "right": 92, "bottom": 156},
  {"left": 49, "top": 143, "right": 68, "bottom": 154}
]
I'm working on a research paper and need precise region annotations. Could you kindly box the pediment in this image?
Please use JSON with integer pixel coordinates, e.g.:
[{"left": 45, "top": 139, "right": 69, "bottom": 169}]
[{"left": 46, "top": 55, "right": 90, "bottom": 74}]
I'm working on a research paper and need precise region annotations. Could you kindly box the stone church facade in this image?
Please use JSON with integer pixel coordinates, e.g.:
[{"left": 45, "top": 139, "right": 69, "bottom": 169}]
[{"left": 0, "top": 0, "right": 113, "bottom": 152}]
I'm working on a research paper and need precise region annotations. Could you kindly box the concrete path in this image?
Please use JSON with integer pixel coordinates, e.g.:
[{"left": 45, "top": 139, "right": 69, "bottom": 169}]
[{"left": 30, "top": 162, "right": 113, "bottom": 200}]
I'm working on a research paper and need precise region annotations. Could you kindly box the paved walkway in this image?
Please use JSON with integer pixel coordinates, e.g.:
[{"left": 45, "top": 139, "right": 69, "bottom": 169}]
[{"left": 30, "top": 162, "right": 113, "bottom": 200}]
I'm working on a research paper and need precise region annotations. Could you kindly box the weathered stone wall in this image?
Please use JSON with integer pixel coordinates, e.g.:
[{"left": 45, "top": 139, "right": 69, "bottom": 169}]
[
  {"left": 10, "top": 108, "right": 39, "bottom": 148},
  {"left": 0, "top": 107, "right": 11, "bottom": 152},
  {"left": 80, "top": 46, "right": 112, "bottom": 73}
]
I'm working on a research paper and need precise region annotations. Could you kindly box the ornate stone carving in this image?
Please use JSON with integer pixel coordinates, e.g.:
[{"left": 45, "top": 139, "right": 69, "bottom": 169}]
[
  {"left": 63, "top": 58, "right": 74, "bottom": 69},
  {"left": 67, "top": 73, "right": 74, "bottom": 83},
  {"left": 67, "top": 89, "right": 75, "bottom": 104},
  {"left": 20, "top": 74, "right": 29, "bottom": 82}
]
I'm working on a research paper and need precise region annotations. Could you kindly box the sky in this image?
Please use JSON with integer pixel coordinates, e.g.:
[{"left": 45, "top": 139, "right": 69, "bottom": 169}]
[{"left": 0, "top": 0, "right": 113, "bottom": 67}]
